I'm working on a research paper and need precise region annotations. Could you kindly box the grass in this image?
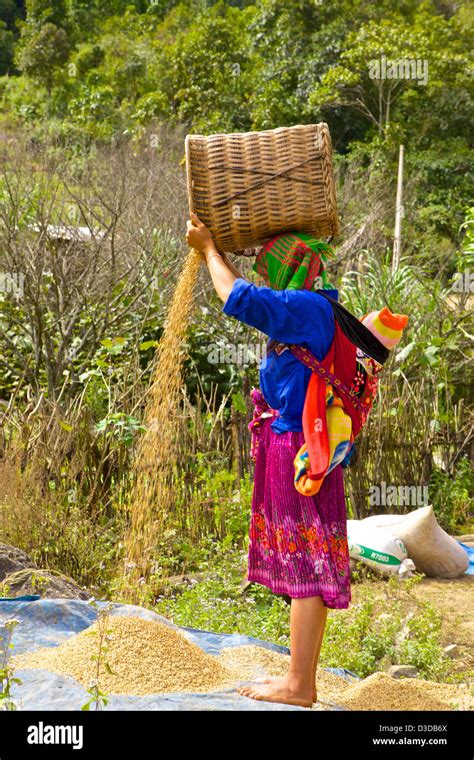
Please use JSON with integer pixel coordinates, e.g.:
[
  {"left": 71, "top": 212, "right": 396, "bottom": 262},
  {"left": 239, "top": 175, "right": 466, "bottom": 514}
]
[{"left": 153, "top": 542, "right": 291, "bottom": 648}]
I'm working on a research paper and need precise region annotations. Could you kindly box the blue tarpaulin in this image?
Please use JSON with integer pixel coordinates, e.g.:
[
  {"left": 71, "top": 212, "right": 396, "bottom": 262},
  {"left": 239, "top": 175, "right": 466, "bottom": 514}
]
[
  {"left": 0, "top": 597, "right": 358, "bottom": 711},
  {"left": 459, "top": 542, "right": 474, "bottom": 575}
]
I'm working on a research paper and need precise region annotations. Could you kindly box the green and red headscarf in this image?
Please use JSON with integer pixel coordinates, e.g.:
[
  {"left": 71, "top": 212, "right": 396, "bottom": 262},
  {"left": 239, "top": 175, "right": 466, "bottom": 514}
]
[{"left": 252, "top": 231, "right": 335, "bottom": 291}]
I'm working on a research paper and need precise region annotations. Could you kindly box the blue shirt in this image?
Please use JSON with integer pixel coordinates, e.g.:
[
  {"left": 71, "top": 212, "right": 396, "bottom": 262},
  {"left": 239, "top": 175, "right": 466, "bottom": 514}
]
[{"left": 222, "top": 277, "right": 338, "bottom": 433}]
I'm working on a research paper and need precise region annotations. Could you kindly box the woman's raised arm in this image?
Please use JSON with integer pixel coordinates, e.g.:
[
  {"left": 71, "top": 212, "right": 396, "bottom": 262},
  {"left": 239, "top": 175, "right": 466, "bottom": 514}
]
[{"left": 186, "top": 212, "right": 237, "bottom": 302}]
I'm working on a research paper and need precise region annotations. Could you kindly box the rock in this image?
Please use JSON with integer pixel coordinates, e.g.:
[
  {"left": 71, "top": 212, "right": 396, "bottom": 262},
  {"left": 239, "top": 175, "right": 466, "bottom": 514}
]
[
  {"left": 1, "top": 568, "right": 94, "bottom": 600},
  {"left": 0, "top": 544, "right": 36, "bottom": 582},
  {"left": 443, "top": 644, "right": 458, "bottom": 658},
  {"left": 388, "top": 665, "right": 419, "bottom": 679}
]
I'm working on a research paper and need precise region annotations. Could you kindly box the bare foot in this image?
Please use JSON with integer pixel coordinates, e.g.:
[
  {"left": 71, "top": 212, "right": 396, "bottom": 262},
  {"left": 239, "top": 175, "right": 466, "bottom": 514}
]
[
  {"left": 252, "top": 675, "right": 317, "bottom": 703},
  {"left": 237, "top": 675, "right": 314, "bottom": 708}
]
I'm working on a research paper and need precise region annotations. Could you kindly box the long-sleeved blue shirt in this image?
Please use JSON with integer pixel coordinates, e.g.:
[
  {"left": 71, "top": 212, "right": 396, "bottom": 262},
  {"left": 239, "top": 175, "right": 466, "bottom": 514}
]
[{"left": 222, "top": 277, "right": 338, "bottom": 433}]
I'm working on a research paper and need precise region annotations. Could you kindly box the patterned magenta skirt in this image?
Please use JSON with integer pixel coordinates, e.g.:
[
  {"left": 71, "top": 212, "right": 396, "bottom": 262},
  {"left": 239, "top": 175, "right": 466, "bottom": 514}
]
[{"left": 247, "top": 390, "right": 352, "bottom": 609}]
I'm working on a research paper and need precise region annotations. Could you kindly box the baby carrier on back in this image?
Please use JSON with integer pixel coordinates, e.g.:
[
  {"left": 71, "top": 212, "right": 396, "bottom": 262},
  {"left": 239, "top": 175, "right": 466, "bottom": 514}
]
[
  {"left": 287, "top": 292, "right": 408, "bottom": 497},
  {"left": 289, "top": 322, "right": 379, "bottom": 496}
]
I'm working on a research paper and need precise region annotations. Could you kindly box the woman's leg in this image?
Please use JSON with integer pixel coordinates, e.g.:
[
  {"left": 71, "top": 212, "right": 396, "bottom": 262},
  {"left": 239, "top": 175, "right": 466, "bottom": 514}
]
[
  {"left": 237, "top": 595, "right": 328, "bottom": 707},
  {"left": 310, "top": 601, "right": 328, "bottom": 701},
  {"left": 240, "top": 598, "right": 328, "bottom": 703}
]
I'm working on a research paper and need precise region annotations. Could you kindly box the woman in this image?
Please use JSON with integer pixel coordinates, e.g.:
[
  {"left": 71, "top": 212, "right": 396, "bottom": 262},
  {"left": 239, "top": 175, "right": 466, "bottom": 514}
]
[{"left": 186, "top": 212, "right": 352, "bottom": 709}]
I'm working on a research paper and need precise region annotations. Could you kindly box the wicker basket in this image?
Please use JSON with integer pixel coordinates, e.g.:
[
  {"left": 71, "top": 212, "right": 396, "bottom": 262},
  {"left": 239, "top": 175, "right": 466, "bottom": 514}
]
[{"left": 185, "top": 123, "right": 339, "bottom": 254}]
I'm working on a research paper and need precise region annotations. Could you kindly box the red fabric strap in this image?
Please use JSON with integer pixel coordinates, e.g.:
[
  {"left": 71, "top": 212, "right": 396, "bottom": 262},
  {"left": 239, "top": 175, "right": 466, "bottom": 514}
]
[{"left": 287, "top": 322, "right": 365, "bottom": 479}]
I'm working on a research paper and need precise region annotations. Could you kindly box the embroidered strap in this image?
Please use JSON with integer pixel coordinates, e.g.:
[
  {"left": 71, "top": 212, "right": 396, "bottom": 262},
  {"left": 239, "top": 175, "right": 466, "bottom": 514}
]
[{"left": 288, "top": 343, "right": 368, "bottom": 416}]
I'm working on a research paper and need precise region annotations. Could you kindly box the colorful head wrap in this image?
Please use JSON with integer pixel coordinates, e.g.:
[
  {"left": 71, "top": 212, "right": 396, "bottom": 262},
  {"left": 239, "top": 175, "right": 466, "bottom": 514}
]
[{"left": 252, "top": 231, "right": 335, "bottom": 291}]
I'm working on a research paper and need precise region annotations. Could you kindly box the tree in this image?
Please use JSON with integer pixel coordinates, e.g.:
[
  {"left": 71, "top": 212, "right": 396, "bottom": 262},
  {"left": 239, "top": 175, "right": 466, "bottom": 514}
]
[
  {"left": 0, "top": 20, "right": 15, "bottom": 74},
  {"left": 309, "top": 11, "right": 471, "bottom": 138},
  {"left": 22, "top": 0, "right": 69, "bottom": 27},
  {"left": 148, "top": 0, "right": 255, "bottom": 132},
  {"left": 15, "top": 22, "right": 70, "bottom": 92},
  {"left": 0, "top": 0, "right": 23, "bottom": 28}
]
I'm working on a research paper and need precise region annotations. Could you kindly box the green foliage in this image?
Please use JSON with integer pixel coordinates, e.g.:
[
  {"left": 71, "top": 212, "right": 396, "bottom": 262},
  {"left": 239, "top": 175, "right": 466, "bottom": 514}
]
[
  {"left": 15, "top": 23, "right": 71, "bottom": 92},
  {"left": 23, "top": 0, "right": 69, "bottom": 27},
  {"left": 141, "top": 459, "right": 254, "bottom": 582},
  {"left": 396, "top": 601, "right": 449, "bottom": 679},
  {"left": 28, "top": 502, "right": 125, "bottom": 592},
  {"left": 406, "top": 143, "right": 473, "bottom": 247},
  {"left": 141, "top": 0, "right": 256, "bottom": 133},
  {"left": 183, "top": 302, "right": 260, "bottom": 404},
  {"left": 0, "top": 21, "right": 15, "bottom": 75},
  {"left": 190, "top": 455, "right": 253, "bottom": 543},
  {"left": 154, "top": 542, "right": 292, "bottom": 646},
  {"left": 0, "top": 619, "right": 22, "bottom": 711},
  {"left": 458, "top": 206, "right": 474, "bottom": 264},
  {"left": 81, "top": 600, "right": 115, "bottom": 711},
  {"left": 429, "top": 458, "right": 473, "bottom": 533},
  {"left": 322, "top": 592, "right": 451, "bottom": 681},
  {"left": 310, "top": 10, "right": 471, "bottom": 137},
  {"left": 0, "top": 0, "right": 23, "bottom": 30},
  {"left": 341, "top": 246, "right": 470, "bottom": 425},
  {"left": 95, "top": 413, "right": 146, "bottom": 448},
  {"left": 1, "top": 0, "right": 470, "bottom": 224}
]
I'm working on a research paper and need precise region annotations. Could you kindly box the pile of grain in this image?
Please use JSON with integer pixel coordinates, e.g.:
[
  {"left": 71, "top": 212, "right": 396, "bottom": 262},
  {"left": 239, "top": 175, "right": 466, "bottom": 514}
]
[
  {"left": 13, "top": 616, "right": 471, "bottom": 709},
  {"left": 12, "top": 615, "right": 236, "bottom": 696},
  {"left": 12, "top": 620, "right": 350, "bottom": 703},
  {"left": 218, "top": 644, "right": 292, "bottom": 680},
  {"left": 121, "top": 248, "right": 202, "bottom": 597},
  {"left": 217, "top": 647, "right": 471, "bottom": 711},
  {"left": 334, "top": 671, "right": 469, "bottom": 712}
]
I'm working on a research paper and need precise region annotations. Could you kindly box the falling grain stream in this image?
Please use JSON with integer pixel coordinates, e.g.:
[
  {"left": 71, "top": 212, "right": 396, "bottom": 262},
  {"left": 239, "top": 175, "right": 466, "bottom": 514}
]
[{"left": 120, "top": 248, "right": 202, "bottom": 600}]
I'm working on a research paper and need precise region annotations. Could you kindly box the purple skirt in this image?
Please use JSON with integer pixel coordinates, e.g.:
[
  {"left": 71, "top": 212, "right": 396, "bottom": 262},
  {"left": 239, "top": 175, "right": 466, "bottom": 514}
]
[{"left": 247, "top": 411, "right": 352, "bottom": 609}]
